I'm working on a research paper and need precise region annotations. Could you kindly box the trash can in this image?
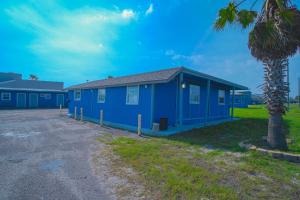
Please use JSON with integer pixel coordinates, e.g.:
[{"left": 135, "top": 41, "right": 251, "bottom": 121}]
[{"left": 159, "top": 117, "right": 168, "bottom": 131}]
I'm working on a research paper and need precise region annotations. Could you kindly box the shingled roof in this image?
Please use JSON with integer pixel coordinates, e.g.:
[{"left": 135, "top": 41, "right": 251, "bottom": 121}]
[
  {"left": 0, "top": 79, "right": 65, "bottom": 92},
  {"left": 67, "top": 67, "right": 247, "bottom": 90}
]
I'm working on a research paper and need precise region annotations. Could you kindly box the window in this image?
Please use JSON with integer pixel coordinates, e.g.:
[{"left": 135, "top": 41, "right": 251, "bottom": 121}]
[
  {"left": 126, "top": 86, "right": 139, "bottom": 105},
  {"left": 189, "top": 84, "right": 200, "bottom": 104},
  {"left": 74, "top": 89, "right": 81, "bottom": 101},
  {"left": 98, "top": 89, "right": 106, "bottom": 103},
  {"left": 1, "top": 92, "right": 11, "bottom": 101},
  {"left": 40, "top": 93, "right": 52, "bottom": 100},
  {"left": 218, "top": 90, "right": 225, "bottom": 105}
]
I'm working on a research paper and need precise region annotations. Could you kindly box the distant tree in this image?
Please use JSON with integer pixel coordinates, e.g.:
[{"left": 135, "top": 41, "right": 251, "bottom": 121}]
[
  {"left": 215, "top": 0, "right": 300, "bottom": 150},
  {"left": 29, "top": 74, "right": 38, "bottom": 80}
]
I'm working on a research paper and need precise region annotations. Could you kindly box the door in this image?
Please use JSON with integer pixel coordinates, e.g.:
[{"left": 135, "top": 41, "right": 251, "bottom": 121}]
[
  {"left": 56, "top": 94, "right": 64, "bottom": 107},
  {"left": 16, "top": 93, "right": 26, "bottom": 108},
  {"left": 29, "top": 93, "right": 38, "bottom": 108}
]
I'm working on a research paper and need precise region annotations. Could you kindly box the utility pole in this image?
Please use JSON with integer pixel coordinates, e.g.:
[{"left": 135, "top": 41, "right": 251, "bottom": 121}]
[{"left": 287, "top": 64, "right": 290, "bottom": 111}]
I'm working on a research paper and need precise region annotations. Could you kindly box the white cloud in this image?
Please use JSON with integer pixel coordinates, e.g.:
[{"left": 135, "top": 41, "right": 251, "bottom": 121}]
[
  {"left": 165, "top": 49, "right": 175, "bottom": 56},
  {"left": 121, "top": 9, "right": 135, "bottom": 19},
  {"left": 165, "top": 49, "right": 204, "bottom": 64},
  {"left": 5, "top": 2, "right": 137, "bottom": 83},
  {"left": 145, "top": 3, "right": 154, "bottom": 16}
]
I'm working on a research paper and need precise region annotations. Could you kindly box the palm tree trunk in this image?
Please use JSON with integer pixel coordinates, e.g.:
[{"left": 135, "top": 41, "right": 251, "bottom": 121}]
[
  {"left": 263, "top": 58, "right": 288, "bottom": 150},
  {"left": 268, "top": 113, "right": 287, "bottom": 149}
]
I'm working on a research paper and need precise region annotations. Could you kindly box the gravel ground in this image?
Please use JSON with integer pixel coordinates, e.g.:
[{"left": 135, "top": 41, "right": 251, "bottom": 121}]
[{"left": 0, "top": 109, "right": 138, "bottom": 200}]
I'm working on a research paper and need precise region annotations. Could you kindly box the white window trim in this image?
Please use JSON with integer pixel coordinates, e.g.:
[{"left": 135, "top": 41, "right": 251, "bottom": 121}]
[
  {"left": 74, "top": 89, "right": 81, "bottom": 101},
  {"left": 97, "top": 88, "right": 106, "bottom": 103},
  {"left": 126, "top": 85, "right": 139, "bottom": 105},
  {"left": 1, "top": 92, "right": 11, "bottom": 101},
  {"left": 189, "top": 84, "right": 200, "bottom": 104},
  {"left": 218, "top": 90, "right": 225, "bottom": 105}
]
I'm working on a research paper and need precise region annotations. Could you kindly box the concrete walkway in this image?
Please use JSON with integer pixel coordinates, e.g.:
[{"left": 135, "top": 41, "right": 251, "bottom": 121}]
[{"left": 0, "top": 109, "right": 136, "bottom": 200}]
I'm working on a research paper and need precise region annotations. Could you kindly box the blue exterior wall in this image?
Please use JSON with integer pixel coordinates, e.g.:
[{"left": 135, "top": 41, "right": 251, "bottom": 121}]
[
  {"left": 68, "top": 73, "right": 233, "bottom": 132},
  {"left": 151, "top": 75, "right": 230, "bottom": 127},
  {"left": 153, "top": 78, "right": 178, "bottom": 127},
  {"left": 69, "top": 84, "right": 153, "bottom": 129},
  {"left": 208, "top": 82, "right": 231, "bottom": 120},
  {"left": 180, "top": 74, "right": 230, "bottom": 125},
  {"left": 0, "top": 90, "right": 67, "bottom": 109},
  {"left": 231, "top": 92, "right": 251, "bottom": 108}
]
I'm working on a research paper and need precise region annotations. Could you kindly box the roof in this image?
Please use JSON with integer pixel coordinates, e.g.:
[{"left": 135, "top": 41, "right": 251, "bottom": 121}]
[
  {"left": 0, "top": 79, "right": 65, "bottom": 92},
  {"left": 67, "top": 67, "right": 248, "bottom": 90},
  {"left": 232, "top": 91, "right": 252, "bottom": 95},
  {"left": 0, "top": 72, "right": 22, "bottom": 82}
]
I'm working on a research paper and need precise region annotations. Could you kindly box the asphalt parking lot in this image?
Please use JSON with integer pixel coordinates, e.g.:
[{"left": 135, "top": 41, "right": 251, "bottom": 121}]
[{"left": 0, "top": 109, "right": 120, "bottom": 200}]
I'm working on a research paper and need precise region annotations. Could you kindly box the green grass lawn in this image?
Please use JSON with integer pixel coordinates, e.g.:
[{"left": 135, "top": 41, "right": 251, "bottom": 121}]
[
  {"left": 170, "top": 104, "right": 300, "bottom": 153},
  {"left": 100, "top": 105, "right": 300, "bottom": 199},
  {"left": 235, "top": 104, "right": 300, "bottom": 153}
]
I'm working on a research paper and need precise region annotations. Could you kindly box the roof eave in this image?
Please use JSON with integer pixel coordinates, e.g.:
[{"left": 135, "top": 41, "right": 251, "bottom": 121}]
[
  {"left": 181, "top": 68, "right": 248, "bottom": 90},
  {"left": 0, "top": 87, "right": 67, "bottom": 92}
]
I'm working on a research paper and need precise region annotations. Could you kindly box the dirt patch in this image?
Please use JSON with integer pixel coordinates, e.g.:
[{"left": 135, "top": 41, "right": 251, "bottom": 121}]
[{"left": 90, "top": 141, "right": 147, "bottom": 200}]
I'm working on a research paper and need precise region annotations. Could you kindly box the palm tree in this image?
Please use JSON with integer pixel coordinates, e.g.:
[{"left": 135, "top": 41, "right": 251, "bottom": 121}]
[
  {"left": 29, "top": 74, "right": 38, "bottom": 80},
  {"left": 215, "top": 0, "right": 300, "bottom": 150}
]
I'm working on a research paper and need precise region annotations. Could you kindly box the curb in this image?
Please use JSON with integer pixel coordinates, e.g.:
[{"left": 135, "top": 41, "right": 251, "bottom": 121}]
[{"left": 239, "top": 141, "right": 300, "bottom": 163}]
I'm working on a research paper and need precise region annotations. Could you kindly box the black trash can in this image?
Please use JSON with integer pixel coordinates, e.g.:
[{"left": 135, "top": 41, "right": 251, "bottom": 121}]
[{"left": 159, "top": 117, "right": 168, "bottom": 131}]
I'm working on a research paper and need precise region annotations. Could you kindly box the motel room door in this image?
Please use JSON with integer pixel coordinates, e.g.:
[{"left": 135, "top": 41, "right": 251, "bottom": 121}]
[
  {"left": 29, "top": 93, "right": 38, "bottom": 108},
  {"left": 56, "top": 94, "right": 64, "bottom": 107},
  {"left": 86, "top": 90, "right": 94, "bottom": 118},
  {"left": 16, "top": 93, "right": 26, "bottom": 108}
]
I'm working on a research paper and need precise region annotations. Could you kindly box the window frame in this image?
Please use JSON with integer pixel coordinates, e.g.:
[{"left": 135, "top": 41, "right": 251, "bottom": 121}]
[
  {"left": 126, "top": 85, "right": 139, "bottom": 105},
  {"left": 74, "top": 89, "right": 81, "bottom": 101},
  {"left": 218, "top": 90, "right": 225, "bottom": 105},
  {"left": 1, "top": 92, "right": 11, "bottom": 101},
  {"left": 97, "top": 88, "right": 106, "bottom": 103},
  {"left": 189, "top": 84, "right": 200, "bottom": 104}
]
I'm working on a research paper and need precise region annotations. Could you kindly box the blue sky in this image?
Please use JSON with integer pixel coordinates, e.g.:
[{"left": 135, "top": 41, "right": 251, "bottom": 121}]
[{"left": 0, "top": 0, "right": 299, "bottom": 97}]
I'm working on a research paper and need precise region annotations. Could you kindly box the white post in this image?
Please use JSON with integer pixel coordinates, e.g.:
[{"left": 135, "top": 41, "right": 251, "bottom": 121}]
[
  {"left": 74, "top": 106, "right": 77, "bottom": 120},
  {"left": 59, "top": 104, "right": 62, "bottom": 115},
  {"left": 100, "top": 110, "right": 103, "bottom": 126},
  {"left": 138, "top": 114, "right": 142, "bottom": 136},
  {"left": 80, "top": 107, "right": 83, "bottom": 122}
]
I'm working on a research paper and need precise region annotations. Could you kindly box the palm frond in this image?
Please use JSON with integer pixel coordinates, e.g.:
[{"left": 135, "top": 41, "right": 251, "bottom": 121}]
[
  {"left": 237, "top": 10, "right": 257, "bottom": 28},
  {"left": 214, "top": 2, "right": 237, "bottom": 30}
]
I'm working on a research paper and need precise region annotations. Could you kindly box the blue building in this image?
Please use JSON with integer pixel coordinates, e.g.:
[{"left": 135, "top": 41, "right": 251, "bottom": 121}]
[
  {"left": 231, "top": 91, "right": 252, "bottom": 108},
  {"left": 67, "top": 67, "right": 247, "bottom": 135},
  {"left": 0, "top": 72, "right": 67, "bottom": 109}
]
